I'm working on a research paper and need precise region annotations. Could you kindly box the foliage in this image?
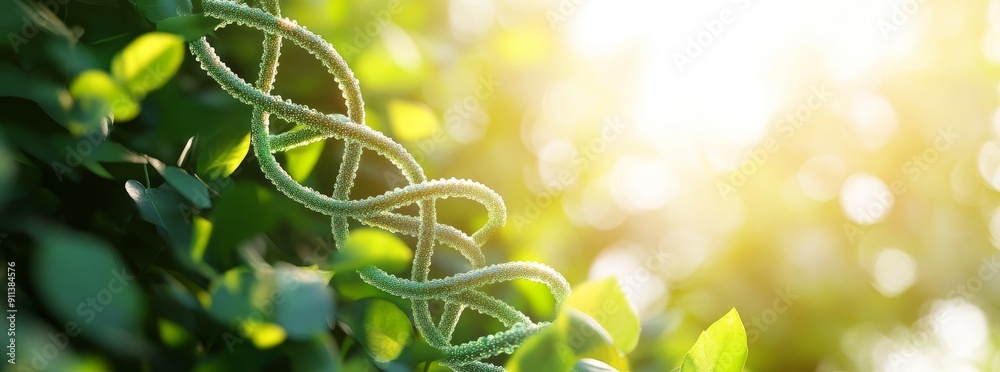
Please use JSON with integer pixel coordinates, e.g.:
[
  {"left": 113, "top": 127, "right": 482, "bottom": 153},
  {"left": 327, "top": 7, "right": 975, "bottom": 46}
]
[
  {"left": 680, "top": 309, "right": 747, "bottom": 372},
  {"left": 0, "top": 0, "right": 769, "bottom": 371},
  {"left": 189, "top": 0, "right": 576, "bottom": 369}
]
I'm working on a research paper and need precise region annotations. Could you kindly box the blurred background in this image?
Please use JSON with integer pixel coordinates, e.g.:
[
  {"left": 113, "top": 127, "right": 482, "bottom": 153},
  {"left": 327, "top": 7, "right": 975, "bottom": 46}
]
[{"left": 2, "top": 0, "right": 1000, "bottom": 370}]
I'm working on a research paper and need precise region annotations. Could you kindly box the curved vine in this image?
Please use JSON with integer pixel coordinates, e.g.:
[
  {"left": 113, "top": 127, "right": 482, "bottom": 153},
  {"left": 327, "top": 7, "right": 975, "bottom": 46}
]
[{"left": 188, "top": 0, "right": 571, "bottom": 370}]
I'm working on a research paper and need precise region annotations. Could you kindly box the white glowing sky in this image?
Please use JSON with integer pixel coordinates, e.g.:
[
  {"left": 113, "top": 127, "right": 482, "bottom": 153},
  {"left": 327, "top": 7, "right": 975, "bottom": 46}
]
[{"left": 567, "top": 0, "right": 922, "bottom": 150}]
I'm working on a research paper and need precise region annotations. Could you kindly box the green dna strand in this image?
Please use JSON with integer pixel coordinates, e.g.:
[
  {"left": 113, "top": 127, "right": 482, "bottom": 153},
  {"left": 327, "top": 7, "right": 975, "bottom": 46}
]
[{"left": 188, "top": 0, "right": 571, "bottom": 370}]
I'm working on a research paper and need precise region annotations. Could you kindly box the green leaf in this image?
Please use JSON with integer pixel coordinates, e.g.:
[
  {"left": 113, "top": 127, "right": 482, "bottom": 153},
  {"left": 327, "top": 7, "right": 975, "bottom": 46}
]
[
  {"left": 208, "top": 182, "right": 277, "bottom": 253},
  {"left": 506, "top": 325, "right": 573, "bottom": 372},
  {"left": 125, "top": 179, "right": 194, "bottom": 249},
  {"left": 361, "top": 299, "right": 413, "bottom": 363},
  {"left": 329, "top": 228, "right": 413, "bottom": 274},
  {"left": 387, "top": 100, "right": 439, "bottom": 141},
  {"left": 29, "top": 225, "right": 146, "bottom": 352},
  {"left": 89, "top": 141, "right": 147, "bottom": 163},
  {"left": 158, "top": 165, "right": 211, "bottom": 209},
  {"left": 681, "top": 308, "right": 748, "bottom": 372},
  {"left": 156, "top": 14, "right": 223, "bottom": 41},
  {"left": 82, "top": 161, "right": 112, "bottom": 178},
  {"left": 11, "top": 0, "right": 79, "bottom": 42},
  {"left": 152, "top": 271, "right": 201, "bottom": 310},
  {"left": 69, "top": 70, "right": 138, "bottom": 121},
  {"left": 206, "top": 267, "right": 258, "bottom": 325},
  {"left": 158, "top": 318, "right": 193, "bottom": 347},
  {"left": 134, "top": 0, "right": 193, "bottom": 24},
  {"left": 190, "top": 216, "right": 212, "bottom": 264},
  {"left": 556, "top": 309, "right": 629, "bottom": 371},
  {"left": 271, "top": 263, "right": 336, "bottom": 340},
  {"left": 111, "top": 32, "right": 184, "bottom": 97},
  {"left": 0, "top": 62, "right": 72, "bottom": 127},
  {"left": 567, "top": 278, "right": 641, "bottom": 352},
  {"left": 197, "top": 124, "right": 250, "bottom": 180},
  {"left": 284, "top": 140, "right": 324, "bottom": 182},
  {"left": 0, "top": 131, "right": 15, "bottom": 206},
  {"left": 249, "top": 323, "right": 286, "bottom": 349},
  {"left": 289, "top": 334, "right": 342, "bottom": 372},
  {"left": 74, "top": 0, "right": 119, "bottom": 7},
  {"left": 562, "top": 309, "right": 615, "bottom": 355},
  {"left": 17, "top": 317, "right": 90, "bottom": 371}
]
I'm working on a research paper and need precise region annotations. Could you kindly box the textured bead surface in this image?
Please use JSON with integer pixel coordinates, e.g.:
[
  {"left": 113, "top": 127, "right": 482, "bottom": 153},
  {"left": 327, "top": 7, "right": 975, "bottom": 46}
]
[{"left": 190, "top": 0, "right": 570, "bottom": 369}]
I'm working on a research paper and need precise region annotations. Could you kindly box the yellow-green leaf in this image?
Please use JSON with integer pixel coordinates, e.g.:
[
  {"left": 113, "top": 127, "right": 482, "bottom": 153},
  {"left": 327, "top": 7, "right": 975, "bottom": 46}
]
[
  {"left": 190, "top": 216, "right": 212, "bottom": 264},
  {"left": 111, "top": 32, "right": 184, "bottom": 97},
  {"left": 330, "top": 228, "right": 413, "bottom": 274},
  {"left": 567, "top": 278, "right": 641, "bottom": 352},
  {"left": 681, "top": 308, "right": 748, "bottom": 372},
  {"left": 69, "top": 70, "right": 138, "bottom": 121},
  {"left": 250, "top": 323, "right": 287, "bottom": 349},
  {"left": 387, "top": 100, "right": 439, "bottom": 141},
  {"left": 362, "top": 299, "right": 412, "bottom": 363},
  {"left": 284, "top": 140, "right": 324, "bottom": 182},
  {"left": 158, "top": 319, "right": 192, "bottom": 347},
  {"left": 506, "top": 325, "right": 574, "bottom": 372},
  {"left": 197, "top": 125, "right": 250, "bottom": 180}
]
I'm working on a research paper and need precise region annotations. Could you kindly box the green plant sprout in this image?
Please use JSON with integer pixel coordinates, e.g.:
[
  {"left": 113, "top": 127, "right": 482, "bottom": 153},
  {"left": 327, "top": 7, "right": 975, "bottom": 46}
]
[{"left": 188, "top": 0, "right": 570, "bottom": 370}]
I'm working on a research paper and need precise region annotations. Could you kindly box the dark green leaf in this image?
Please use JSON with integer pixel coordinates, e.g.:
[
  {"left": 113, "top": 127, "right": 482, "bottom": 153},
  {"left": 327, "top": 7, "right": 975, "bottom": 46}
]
[
  {"left": 271, "top": 263, "right": 336, "bottom": 340},
  {"left": 125, "top": 179, "right": 194, "bottom": 249},
  {"left": 0, "top": 62, "right": 71, "bottom": 126},
  {"left": 158, "top": 166, "right": 211, "bottom": 209},
  {"left": 208, "top": 182, "right": 277, "bottom": 253},
  {"left": 134, "top": 0, "right": 192, "bottom": 23},
  {"left": 206, "top": 267, "right": 258, "bottom": 326},
  {"left": 156, "top": 14, "right": 223, "bottom": 42},
  {"left": 288, "top": 334, "right": 342, "bottom": 372},
  {"left": 29, "top": 225, "right": 146, "bottom": 353}
]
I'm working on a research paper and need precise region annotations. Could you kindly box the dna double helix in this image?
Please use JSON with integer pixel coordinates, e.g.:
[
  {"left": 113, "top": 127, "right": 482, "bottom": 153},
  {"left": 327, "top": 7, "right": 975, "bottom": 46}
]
[{"left": 188, "top": 0, "right": 571, "bottom": 370}]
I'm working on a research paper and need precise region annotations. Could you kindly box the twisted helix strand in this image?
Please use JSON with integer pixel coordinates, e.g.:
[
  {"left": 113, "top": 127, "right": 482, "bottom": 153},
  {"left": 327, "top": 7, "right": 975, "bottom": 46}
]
[{"left": 188, "top": 0, "right": 571, "bottom": 369}]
